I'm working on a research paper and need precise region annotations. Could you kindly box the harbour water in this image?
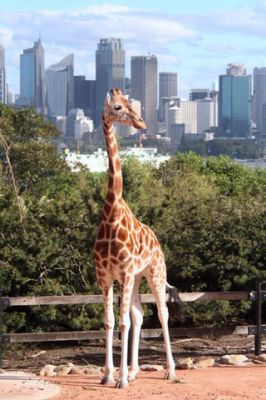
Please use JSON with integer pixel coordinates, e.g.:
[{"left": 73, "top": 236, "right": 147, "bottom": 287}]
[{"left": 235, "top": 159, "right": 266, "bottom": 169}]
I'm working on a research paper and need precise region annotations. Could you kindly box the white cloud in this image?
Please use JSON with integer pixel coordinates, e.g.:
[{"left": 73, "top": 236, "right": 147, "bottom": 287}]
[
  {"left": 2, "top": 1, "right": 266, "bottom": 97},
  {"left": 0, "top": 4, "right": 199, "bottom": 94},
  {"left": 0, "top": 26, "right": 13, "bottom": 46}
]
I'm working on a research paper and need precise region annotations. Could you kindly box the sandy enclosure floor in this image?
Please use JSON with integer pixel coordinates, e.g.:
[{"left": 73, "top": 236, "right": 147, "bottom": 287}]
[
  {"left": 46, "top": 366, "right": 266, "bottom": 400},
  {"left": 4, "top": 336, "right": 266, "bottom": 400}
]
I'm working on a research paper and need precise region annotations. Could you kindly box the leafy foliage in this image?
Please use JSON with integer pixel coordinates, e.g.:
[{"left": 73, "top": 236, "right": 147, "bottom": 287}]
[{"left": 0, "top": 106, "right": 265, "bottom": 331}]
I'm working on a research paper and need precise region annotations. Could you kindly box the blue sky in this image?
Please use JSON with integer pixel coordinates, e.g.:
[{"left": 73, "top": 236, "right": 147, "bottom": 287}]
[{"left": 1, "top": 0, "right": 266, "bottom": 97}]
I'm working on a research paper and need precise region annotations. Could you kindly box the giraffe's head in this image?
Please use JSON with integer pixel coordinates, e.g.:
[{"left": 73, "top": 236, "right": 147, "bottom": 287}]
[{"left": 103, "top": 88, "right": 146, "bottom": 129}]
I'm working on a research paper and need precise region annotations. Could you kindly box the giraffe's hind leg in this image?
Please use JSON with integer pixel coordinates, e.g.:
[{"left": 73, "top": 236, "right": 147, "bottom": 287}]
[
  {"left": 128, "top": 274, "right": 143, "bottom": 381},
  {"left": 145, "top": 266, "right": 176, "bottom": 380}
]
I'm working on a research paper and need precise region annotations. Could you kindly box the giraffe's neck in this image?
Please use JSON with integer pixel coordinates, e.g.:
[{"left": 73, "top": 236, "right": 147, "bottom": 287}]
[{"left": 103, "top": 116, "right": 123, "bottom": 203}]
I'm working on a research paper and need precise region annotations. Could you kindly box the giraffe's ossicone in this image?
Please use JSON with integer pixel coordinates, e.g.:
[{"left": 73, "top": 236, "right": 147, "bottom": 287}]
[{"left": 93, "top": 88, "right": 181, "bottom": 388}]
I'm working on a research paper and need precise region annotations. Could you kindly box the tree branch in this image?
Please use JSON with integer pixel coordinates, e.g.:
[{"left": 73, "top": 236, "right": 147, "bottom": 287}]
[{"left": 0, "top": 129, "right": 24, "bottom": 223}]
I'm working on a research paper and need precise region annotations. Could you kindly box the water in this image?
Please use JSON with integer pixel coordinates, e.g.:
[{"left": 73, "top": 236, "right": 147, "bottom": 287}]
[{"left": 235, "top": 159, "right": 266, "bottom": 169}]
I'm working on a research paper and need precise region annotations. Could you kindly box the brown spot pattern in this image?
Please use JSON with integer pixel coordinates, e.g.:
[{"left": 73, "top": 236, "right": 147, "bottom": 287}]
[{"left": 94, "top": 105, "right": 169, "bottom": 348}]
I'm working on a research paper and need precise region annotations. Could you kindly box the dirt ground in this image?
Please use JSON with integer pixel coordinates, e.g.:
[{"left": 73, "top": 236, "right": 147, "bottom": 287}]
[
  {"left": 46, "top": 366, "right": 266, "bottom": 400},
  {"left": 3, "top": 335, "right": 266, "bottom": 400}
]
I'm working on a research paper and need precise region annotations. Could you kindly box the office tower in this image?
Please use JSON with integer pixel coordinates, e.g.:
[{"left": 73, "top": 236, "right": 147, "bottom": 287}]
[
  {"left": 159, "top": 72, "right": 178, "bottom": 121},
  {"left": 253, "top": 67, "right": 266, "bottom": 133},
  {"left": 66, "top": 108, "right": 94, "bottom": 140},
  {"left": 218, "top": 64, "right": 251, "bottom": 138},
  {"left": 95, "top": 38, "right": 125, "bottom": 125},
  {"left": 46, "top": 54, "right": 74, "bottom": 117},
  {"left": 0, "top": 45, "right": 6, "bottom": 104},
  {"left": 19, "top": 39, "right": 45, "bottom": 112},
  {"left": 226, "top": 63, "right": 246, "bottom": 76},
  {"left": 49, "top": 116, "right": 67, "bottom": 136},
  {"left": 165, "top": 98, "right": 217, "bottom": 137},
  {"left": 176, "top": 100, "right": 197, "bottom": 133},
  {"left": 190, "top": 89, "right": 210, "bottom": 101},
  {"left": 74, "top": 76, "right": 96, "bottom": 121},
  {"left": 131, "top": 55, "right": 158, "bottom": 135},
  {"left": 197, "top": 99, "right": 217, "bottom": 133}
]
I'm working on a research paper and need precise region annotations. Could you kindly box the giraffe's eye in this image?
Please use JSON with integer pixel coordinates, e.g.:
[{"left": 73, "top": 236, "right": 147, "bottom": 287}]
[{"left": 114, "top": 105, "right": 122, "bottom": 111}]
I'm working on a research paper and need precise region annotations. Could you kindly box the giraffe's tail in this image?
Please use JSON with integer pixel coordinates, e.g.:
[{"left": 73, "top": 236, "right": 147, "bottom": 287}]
[{"left": 166, "top": 282, "right": 184, "bottom": 322}]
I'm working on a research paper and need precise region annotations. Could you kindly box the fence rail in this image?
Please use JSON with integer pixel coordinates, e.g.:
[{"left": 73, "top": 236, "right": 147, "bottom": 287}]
[
  {"left": 0, "top": 287, "right": 265, "bottom": 369},
  {"left": 1, "top": 291, "right": 252, "bottom": 307}
]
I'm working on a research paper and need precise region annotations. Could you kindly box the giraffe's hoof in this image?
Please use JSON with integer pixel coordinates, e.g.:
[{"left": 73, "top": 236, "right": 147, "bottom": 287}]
[
  {"left": 128, "top": 369, "right": 139, "bottom": 381},
  {"left": 101, "top": 376, "right": 115, "bottom": 385},
  {"left": 164, "top": 371, "right": 176, "bottom": 381},
  {"left": 115, "top": 379, "right": 129, "bottom": 388},
  {"left": 128, "top": 372, "right": 136, "bottom": 381}
]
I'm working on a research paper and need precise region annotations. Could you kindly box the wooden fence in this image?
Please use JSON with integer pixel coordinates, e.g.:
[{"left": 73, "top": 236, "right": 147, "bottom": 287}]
[{"left": 0, "top": 286, "right": 265, "bottom": 368}]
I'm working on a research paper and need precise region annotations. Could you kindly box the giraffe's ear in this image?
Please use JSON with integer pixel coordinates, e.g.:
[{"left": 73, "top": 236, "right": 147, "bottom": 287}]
[{"left": 105, "top": 93, "right": 111, "bottom": 105}]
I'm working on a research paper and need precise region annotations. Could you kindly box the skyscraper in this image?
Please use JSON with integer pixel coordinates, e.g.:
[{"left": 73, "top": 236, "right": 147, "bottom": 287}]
[
  {"left": 131, "top": 55, "right": 158, "bottom": 135},
  {"left": 218, "top": 64, "right": 251, "bottom": 138},
  {"left": 226, "top": 63, "right": 246, "bottom": 76},
  {"left": 189, "top": 89, "right": 210, "bottom": 101},
  {"left": 46, "top": 54, "right": 74, "bottom": 117},
  {"left": 74, "top": 75, "right": 96, "bottom": 121},
  {"left": 0, "top": 45, "right": 6, "bottom": 104},
  {"left": 19, "top": 39, "right": 45, "bottom": 113},
  {"left": 253, "top": 67, "right": 266, "bottom": 133},
  {"left": 159, "top": 72, "right": 178, "bottom": 121},
  {"left": 95, "top": 38, "right": 125, "bottom": 125}
]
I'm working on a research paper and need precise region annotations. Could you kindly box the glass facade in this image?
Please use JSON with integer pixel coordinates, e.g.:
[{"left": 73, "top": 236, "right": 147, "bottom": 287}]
[
  {"left": 0, "top": 45, "right": 6, "bottom": 104},
  {"left": 74, "top": 76, "right": 96, "bottom": 120},
  {"left": 20, "top": 53, "right": 35, "bottom": 105},
  {"left": 95, "top": 38, "right": 125, "bottom": 125},
  {"left": 218, "top": 75, "right": 251, "bottom": 138},
  {"left": 19, "top": 39, "right": 45, "bottom": 112},
  {"left": 46, "top": 54, "right": 74, "bottom": 117},
  {"left": 131, "top": 55, "right": 158, "bottom": 135},
  {"left": 159, "top": 72, "right": 178, "bottom": 121},
  {"left": 253, "top": 67, "right": 266, "bottom": 133}
]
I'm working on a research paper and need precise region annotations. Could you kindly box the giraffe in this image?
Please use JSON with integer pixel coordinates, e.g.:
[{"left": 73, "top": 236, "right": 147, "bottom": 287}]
[{"left": 93, "top": 88, "right": 179, "bottom": 388}]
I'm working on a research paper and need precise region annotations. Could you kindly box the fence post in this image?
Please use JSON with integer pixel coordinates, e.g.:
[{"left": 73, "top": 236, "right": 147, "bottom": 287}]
[{"left": 255, "top": 281, "right": 262, "bottom": 356}]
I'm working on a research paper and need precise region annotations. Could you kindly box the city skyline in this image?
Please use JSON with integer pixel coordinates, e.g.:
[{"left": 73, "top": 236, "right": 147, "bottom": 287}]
[{"left": 2, "top": 0, "right": 266, "bottom": 97}]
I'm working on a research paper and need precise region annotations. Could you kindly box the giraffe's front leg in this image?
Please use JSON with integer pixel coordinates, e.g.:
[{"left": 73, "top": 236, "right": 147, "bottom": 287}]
[
  {"left": 116, "top": 277, "right": 134, "bottom": 388},
  {"left": 101, "top": 281, "right": 115, "bottom": 385}
]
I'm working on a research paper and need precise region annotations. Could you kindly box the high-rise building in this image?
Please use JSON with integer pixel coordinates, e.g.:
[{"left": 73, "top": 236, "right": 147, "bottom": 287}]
[
  {"left": 66, "top": 108, "right": 94, "bottom": 140},
  {"left": 0, "top": 45, "right": 6, "bottom": 104},
  {"left": 226, "top": 63, "right": 246, "bottom": 76},
  {"left": 197, "top": 99, "right": 217, "bottom": 133},
  {"left": 218, "top": 64, "right": 251, "bottom": 138},
  {"left": 159, "top": 72, "right": 178, "bottom": 121},
  {"left": 176, "top": 100, "right": 197, "bottom": 133},
  {"left": 253, "top": 67, "right": 266, "bottom": 133},
  {"left": 131, "top": 55, "right": 158, "bottom": 135},
  {"left": 74, "top": 75, "right": 96, "bottom": 121},
  {"left": 19, "top": 39, "right": 45, "bottom": 113},
  {"left": 46, "top": 54, "right": 74, "bottom": 117},
  {"left": 190, "top": 89, "right": 210, "bottom": 101},
  {"left": 95, "top": 38, "right": 125, "bottom": 125}
]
